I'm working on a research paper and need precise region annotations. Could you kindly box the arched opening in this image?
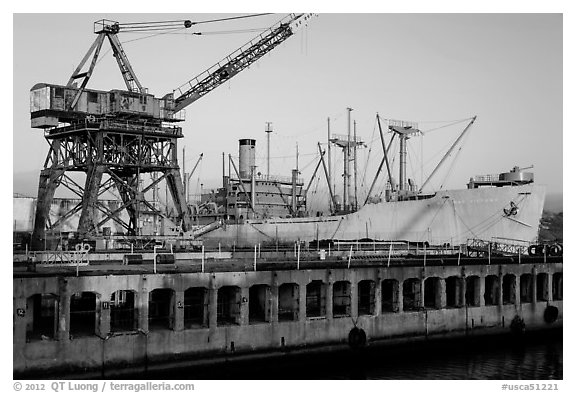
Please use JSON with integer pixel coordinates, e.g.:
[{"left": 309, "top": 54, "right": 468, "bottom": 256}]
[
  {"left": 503, "top": 274, "right": 516, "bottom": 305},
  {"left": 26, "top": 293, "right": 58, "bottom": 341},
  {"left": 306, "top": 280, "right": 326, "bottom": 318},
  {"left": 536, "top": 273, "right": 549, "bottom": 302},
  {"left": 217, "top": 286, "right": 241, "bottom": 325},
  {"left": 110, "top": 290, "right": 137, "bottom": 333},
  {"left": 70, "top": 292, "right": 98, "bottom": 337},
  {"left": 465, "top": 276, "right": 480, "bottom": 307},
  {"left": 403, "top": 278, "right": 421, "bottom": 312},
  {"left": 333, "top": 281, "right": 351, "bottom": 317},
  {"left": 520, "top": 274, "right": 533, "bottom": 303},
  {"left": 184, "top": 287, "right": 208, "bottom": 328},
  {"left": 484, "top": 275, "right": 499, "bottom": 306},
  {"left": 149, "top": 288, "right": 175, "bottom": 330},
  {"left": 249, "top": 284, "right": 271, "bottom": 324},
  {"left": 278, "top": 283, "right": 299, "bottom": 321},
  {"left": 358, "top": 280, "right": 375, "bottom": 315},
  {"left": 424, "top": 277, "right": 442, "bottom": 309},
  {"left": 382, "top": 279, "right": 400, "bottom": 313},
  {"left": 446, "top": 276, "right": 463, "bottom": 308}
]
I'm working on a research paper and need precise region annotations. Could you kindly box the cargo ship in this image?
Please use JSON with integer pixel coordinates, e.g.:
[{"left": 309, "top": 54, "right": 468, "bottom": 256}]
[{"left": 192, "top": 117, "right": 545, "bottom": 249}]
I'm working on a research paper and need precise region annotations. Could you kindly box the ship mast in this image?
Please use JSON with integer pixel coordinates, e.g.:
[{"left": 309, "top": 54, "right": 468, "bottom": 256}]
[
  {"left": 353, "top": 120, "right": 358, "bottom": 211},
  {"left": 329, "top": 108, "right": 364, "bottom": 212},
  {"left": 345, "top": 107, "right": 353, "bottom": 211},
  {"left": 265, "top": 122, "right": 273, "bottom": 178},
  {"left": 388, "top": 119, "right": 421, "bottom": 195}
]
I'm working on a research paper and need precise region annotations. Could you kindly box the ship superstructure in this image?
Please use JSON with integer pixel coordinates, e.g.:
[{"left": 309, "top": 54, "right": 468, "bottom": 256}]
[{"left": 194, "top": 139, "right": 306, "bottom": 224}]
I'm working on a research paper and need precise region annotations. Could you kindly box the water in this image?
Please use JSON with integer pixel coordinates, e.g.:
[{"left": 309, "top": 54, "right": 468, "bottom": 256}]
[{"left": 140, "top": 331, "right": 562, "bottom": 380}]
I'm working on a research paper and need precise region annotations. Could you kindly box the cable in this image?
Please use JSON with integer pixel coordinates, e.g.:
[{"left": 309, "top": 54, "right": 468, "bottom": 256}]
[
  {"left": 116, "top": 14, "right": 273, "bottom": 33},
  {"left": 274, "top": 110, "right": 346, "bottom": 139},
  {"left": 421, "top": 118, "right": 473, "bottom": 134},
  {"left": 117, "top": 29, "right": 261, "bottom": 35},
  {"left": 186, "top": 13, "right": 273, "bottom": 26},
  {"left": 183, "top": 29, "right": 268, "bottom": 36},
  {"left": 360, "top": 118, "right": 377, "bottom": 188},
  {"left": 122, "top": 27, "right": 187, "bottom": 44},
  {"left": 95, "top": 27, "right": 187, "bottom": 65}
]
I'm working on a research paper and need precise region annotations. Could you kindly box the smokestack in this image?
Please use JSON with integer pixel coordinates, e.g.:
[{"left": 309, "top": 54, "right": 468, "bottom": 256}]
[{"left": 239, "top": 139, "right": 256, "bottom": 179}]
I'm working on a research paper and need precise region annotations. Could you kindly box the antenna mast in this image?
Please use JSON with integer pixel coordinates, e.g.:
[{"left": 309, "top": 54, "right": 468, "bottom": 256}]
[{"left": 265, "top": 122, "right": 273, "bottom": 178}]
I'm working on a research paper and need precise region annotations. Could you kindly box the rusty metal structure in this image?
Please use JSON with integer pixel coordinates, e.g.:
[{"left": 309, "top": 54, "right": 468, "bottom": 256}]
[{"left": 30, "top": 14, "right": 308, "bottom": 250}]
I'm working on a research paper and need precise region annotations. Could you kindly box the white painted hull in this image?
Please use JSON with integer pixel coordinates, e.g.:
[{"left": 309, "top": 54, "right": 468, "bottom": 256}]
[{"left": 200, "top": 184, "right": 546, "bottom": 247}]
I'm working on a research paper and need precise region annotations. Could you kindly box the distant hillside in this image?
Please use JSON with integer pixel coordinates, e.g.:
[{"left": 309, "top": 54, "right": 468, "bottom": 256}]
[
  {"left": 539, "top": 211, "right": 563, "bottom": 243},
  {"left": 544, "top": 192, "right": 563, "bottom": 213}
]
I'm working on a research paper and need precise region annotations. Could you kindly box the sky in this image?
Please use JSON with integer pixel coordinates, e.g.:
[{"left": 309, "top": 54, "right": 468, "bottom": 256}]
[{"left": 12, "top": 12, "right": 563, "bottom": 205}]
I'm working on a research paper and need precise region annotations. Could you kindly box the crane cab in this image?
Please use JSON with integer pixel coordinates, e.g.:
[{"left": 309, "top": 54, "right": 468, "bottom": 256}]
[{"left": 30, "top": 83, "right": 181, "bottom": 129}]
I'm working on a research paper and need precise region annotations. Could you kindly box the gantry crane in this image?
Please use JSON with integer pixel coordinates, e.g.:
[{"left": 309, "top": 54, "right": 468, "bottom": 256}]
[{"left": 30, "top": 13, "right": 311, "bottom": 250}]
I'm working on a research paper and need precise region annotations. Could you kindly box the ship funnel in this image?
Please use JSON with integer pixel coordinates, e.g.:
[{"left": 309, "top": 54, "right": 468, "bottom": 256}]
[{"left": 239, "top": 139, "right": 256, "bottom": 179}]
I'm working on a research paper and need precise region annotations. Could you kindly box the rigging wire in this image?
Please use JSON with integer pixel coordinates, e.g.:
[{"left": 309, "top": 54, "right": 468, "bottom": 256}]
[
  {"left": 168, "top": 29, "right": 268, "bottom": 36},
  {"left": 116, "top": 13, "right": 273, "bottom": 33},
  {"left": 274, "top": 110, "right": 346, "bottom": 139},
  {"left": 438, "top": 125, "right": 473, "bottom": 190},
  {"left": 95, "top": 27, "right": 188, "bottom": 65},
  {"left": 420, "top": 118, "right": 473, "bottom": 134},
  {"left": 182, "top": 13, "right": 274, "bottom": 26},
  {"left": 93, "top": 13, "right": 276, "bottom": 65},
  {"left": 360, "top": 117, "right": 377, "bottom": 188},
  {"left": 122, "top": 27, "right": 188, "bottom": 44}
]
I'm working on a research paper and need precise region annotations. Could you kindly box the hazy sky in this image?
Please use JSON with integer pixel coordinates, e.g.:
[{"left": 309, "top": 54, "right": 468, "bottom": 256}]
[{"left": 12, "top": 13, "right": 563, "bottom": 200}]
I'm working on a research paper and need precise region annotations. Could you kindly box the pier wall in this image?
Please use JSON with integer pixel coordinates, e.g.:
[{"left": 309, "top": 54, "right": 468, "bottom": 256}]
[{"left": 13, "top": 262, "right": 562, "bottom": 378}]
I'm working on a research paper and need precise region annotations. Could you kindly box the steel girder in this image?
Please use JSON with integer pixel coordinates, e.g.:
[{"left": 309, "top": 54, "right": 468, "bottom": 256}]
[{"left": 30, "top": 127, "right": 193, "bottom": 250}]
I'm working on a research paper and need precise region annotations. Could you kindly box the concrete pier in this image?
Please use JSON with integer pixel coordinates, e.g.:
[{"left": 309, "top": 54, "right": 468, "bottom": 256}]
[{"left": 13, "top": 258, "right": 562, "bottom": 378}]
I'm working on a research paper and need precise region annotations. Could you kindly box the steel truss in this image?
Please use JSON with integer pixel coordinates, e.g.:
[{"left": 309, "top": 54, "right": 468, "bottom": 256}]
[{"left": 31, "top": 125, "right": 192, "bottom": 250}]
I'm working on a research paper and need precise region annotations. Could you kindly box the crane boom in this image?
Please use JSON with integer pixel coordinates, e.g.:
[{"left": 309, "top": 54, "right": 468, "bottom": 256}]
[{"left": 172, "top": 13, "right": 305, "bottom": 113}]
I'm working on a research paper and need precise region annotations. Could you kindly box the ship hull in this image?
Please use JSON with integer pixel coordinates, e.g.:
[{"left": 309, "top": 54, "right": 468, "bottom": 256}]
[{"left": 200, "top": 184, "right": 546, "bottom": 247}]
